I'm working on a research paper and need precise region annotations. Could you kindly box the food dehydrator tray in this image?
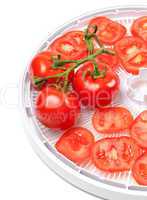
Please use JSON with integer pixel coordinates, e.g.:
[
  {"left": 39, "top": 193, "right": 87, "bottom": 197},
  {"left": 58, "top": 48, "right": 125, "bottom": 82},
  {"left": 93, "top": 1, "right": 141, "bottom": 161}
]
[{"left": 21, "top": 5, "right": 147, "bottom": 200}]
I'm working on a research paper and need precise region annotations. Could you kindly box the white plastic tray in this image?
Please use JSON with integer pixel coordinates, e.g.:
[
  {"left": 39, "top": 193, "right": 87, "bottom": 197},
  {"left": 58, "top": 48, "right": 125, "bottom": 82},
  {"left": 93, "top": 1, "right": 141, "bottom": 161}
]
[{"left": 21, "top": 5, "right": 147, "bottom": 200}]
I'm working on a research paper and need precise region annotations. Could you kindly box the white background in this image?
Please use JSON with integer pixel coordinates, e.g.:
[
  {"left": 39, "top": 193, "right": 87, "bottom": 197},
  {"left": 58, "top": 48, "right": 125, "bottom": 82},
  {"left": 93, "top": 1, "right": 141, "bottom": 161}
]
[{"left": 0, "top": 1, "right": 146, "bottom": 200}]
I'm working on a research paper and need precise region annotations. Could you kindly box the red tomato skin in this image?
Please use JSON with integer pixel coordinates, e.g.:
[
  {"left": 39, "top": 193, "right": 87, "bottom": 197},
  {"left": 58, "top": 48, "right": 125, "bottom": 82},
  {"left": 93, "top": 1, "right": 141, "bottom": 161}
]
[
  {"left": 132, "top": 153, "right": 147, "bottom": 186},
  {"left": 55, "top": 127, "right": 95, "bottom": 163},
  {"left": 92, "top": 137, "right": 141, "bottom": 172},
  {"left": 92, "top": 107, "right": 134, "bottom": 134},
  {"left": 131, "top": 16, "right": 147, "bottom": 43},
  {"left": 49, "top": 31, "right": 88, "bottom": 60},
  {"left": 72, "top": 62, "right": 120, "bottom": 108},
  {"left": 131, "top": 111, "right": 147, "bottom": 149},
  {"left": 89, "top": 16, "right": 126, "bottom": 45},
  {"left": 29, "top": 51, "right": 74, "bottom": 89},
  {"left": 35, "top": 87, "right": 80, "bottom": 130}
]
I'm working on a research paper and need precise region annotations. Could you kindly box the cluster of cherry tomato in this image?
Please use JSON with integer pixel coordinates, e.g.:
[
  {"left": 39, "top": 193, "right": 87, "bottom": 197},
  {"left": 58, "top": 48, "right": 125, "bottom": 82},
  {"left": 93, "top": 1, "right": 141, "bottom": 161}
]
[{"left": 29, "top": 16, "right": 147, "bottom": 186}]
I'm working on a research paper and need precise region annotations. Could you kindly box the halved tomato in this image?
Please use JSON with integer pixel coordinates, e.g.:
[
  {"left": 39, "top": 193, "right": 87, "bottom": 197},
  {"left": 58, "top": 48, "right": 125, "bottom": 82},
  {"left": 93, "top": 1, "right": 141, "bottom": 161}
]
[
  {"left": 89, "top": 16, "right": 126, "bottom": 45},
  {"left": 131, "top": 16, "right": 147, "bottom": 43},
  {"left": 115, "top": 36, "right": 147, "bottom": 62},
  {"left": 92, "top": 107, "right": 133, "bottom": 133},
  {"left": 132, "top": 153, "right": 147, "bottom": 185},
  {"left": 92, "top": 136, "right": 141, "bottom": 172},
  {"left": 55, "top": 127, "right": 95, "bottom": 163},
  {"left": 50, "top": 31, "right": 88, "bottom": 60},
  {"left": 131, "top": 110, "right": 147, "bottom": 149},
  {"left": 123, "top": 51, "right": 147, "bottom": 75}
]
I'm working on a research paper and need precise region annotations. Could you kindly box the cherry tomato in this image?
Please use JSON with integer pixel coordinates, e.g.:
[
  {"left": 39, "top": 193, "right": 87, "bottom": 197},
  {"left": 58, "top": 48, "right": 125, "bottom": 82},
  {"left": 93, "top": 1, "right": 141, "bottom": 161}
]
[
  {"left": 131, "top": 16, "right": 147, "bottom": 43},
  {"left": 35, "top": 86, "right": 80, "bottom": 129},
  {"left": 92, "top": 107, "right": 133, "bottom": 134},
  {"left": 29, "top": 51, "right": 73, "bottom": 89},
  {"left": 55, "top": 127, "right": 94, "bottom": 163},
  {"left": 132, "top": 153, "right": 147, "bottom": 186},
  {"left": 131, "top": 111, "right": 147, "bottom": 149},
  {"left": 96, "top": 48, "right": 119, "bottom": 71},
  {"left": 92, "top": 137, "right": 141, "bottom": 172},
  {"left": 73, "top": 62, "right": 120, "bottom": 108},
  {"left": 89, "top": 16, "right": 126, "bottom": 45},
  {"left": 50, "top": 31, "right": 88, "bottom": 60}
]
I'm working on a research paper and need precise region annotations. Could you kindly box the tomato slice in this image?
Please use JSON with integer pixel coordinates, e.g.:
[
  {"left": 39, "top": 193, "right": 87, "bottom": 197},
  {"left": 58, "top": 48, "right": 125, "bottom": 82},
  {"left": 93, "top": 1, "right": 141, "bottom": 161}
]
[
  {"left": 92, "top": 107, "right": 133, "bottom": 133},
  {"left": 132, "top": 153, "right": 147, "bottom": 185},
  {"left": 89, "top": 16, "right": 126, "bottom": 45},
  {"left": 124, "top": 51, "right": 147, "bottom": 75},
  {"left": 131, "top": 16, "right": 147, "bottom": 43},
  {"left": 92, "top": 137, "right": 141, "bottom": 172},
  {"left": 55, "top": 127, "right": 94, "bottom": 163},
  {"left": 131, "top": 111, "right": 147, "bottom": 149},
  {"left": 50, "top": 31, "right": 88, "bottom": 60},
  {"left": 115, "top": 36, "right": 147, "bottom": 62},
  {"left": 96, "top": 48, "right": 119, "bottom": 71}
]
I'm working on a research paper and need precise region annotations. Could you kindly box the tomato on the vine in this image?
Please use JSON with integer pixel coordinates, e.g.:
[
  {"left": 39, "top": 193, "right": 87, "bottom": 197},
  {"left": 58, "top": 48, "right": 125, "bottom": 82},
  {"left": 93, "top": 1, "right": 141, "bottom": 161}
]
[
  {"left": 73, "top": 61, "right": 120, "bottom": 108},
  {"left": 56, "top": 127, "right": 94, "bottom": 163},
  {"left": 35, "top": 86, "right": 80, "bottom": 129},
  {"left": 50, "top": 31, "right": 88, "bottom": 60},
  {"left": 92, "top": 137, "right": 141, "bottom": 172},
  {"left": 29, "top": 51, "right": 73, "bottom": 89},
  {"left": 89, "top": 16, "right": 126, "bottom": 45}
]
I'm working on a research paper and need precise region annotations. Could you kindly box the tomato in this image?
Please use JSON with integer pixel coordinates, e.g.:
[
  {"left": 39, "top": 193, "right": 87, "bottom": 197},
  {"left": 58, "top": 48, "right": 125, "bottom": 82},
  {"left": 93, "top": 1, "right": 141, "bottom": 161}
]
[
  {"left": 131, "top": 111, "right": 147, "bottom": 149},
  {"left": 29, "top": 51, "right": 73, "bottom": 89},
  {"left": 73, "top": 62, "right": 120, "bottom": 108},
  {"left": 50, "top": 31, "right": 88, "bottom": 60},
  {"left": 123, "top": 51, "right": 147, "bottom": 74},
  {"left": 96, "top": 48, "right": 119, "bottom": 71},
  {"left": 92, "top": 137, "right": 141, "bottom": 172},
  {"left": 92, "top": 107, "right": 133, "bottom": 133},
  {"left": 89, "top": 16, "right": 126, "bottom": 45},
  {"left": 131, "top": 16, "right": 147, "bottom": 43},
  {"left": 132, "top": 153, "right": 147, "bottom": 185},
  {"left": 115, "top": 36, "right": 147, "bottom": 62},
  {"left": 55, "top": 127, "right": 95, "bottom": 163},
  {"left": 35, "top": 86, "right": 80, "bottom": 129}
]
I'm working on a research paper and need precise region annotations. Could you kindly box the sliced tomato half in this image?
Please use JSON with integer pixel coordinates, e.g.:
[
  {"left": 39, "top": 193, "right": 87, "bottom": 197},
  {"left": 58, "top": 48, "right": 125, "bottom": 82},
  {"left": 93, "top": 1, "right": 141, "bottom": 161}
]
[
  {"left": 131, "top": 110, "right": 147, "bottom": 149},
  {"left": 55, "top": 127, "right": 95, "bottom": 163},
  {"left": 92, "top": 137, "right": 141, "bottom": 172},
  {"left": 132, "top": 153, "right": 147, "bottom": 186},
  {"left": 92, "top": 107, "right": 133, "bottom": 134},
  {"left": 89, "top": 16, "right": 126, "bottom": 45}
]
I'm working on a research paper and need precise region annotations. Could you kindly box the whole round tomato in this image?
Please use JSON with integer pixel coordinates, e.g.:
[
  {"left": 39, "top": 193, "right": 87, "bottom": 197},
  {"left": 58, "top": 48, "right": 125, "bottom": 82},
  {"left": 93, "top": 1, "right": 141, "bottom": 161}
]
[
  {"left": 92, "top": 137, "right": 141, "bottom": 172},
  {"left": 29, "top": 51, "right": 73, "bottom": 89},
  {"left": 89, "top": 16, "right": 126, "bottom": 45},
  {"left": 72, "top": 62, "right": 120, "bottom": 108},
  {"left": 131, "top": 16, "right": 147, "bottom": 43},
  {"left": 132, "top": 152, "right": 147, "bottom": 186},
  {"left": 50, "top": 31, "right": 88, "bottom": 60},
  {"left": 35, "top": 86, "right": 80, "bottom": 129},
  {"left": 56, "top": 127, "right": 94, "bottom": 163}
]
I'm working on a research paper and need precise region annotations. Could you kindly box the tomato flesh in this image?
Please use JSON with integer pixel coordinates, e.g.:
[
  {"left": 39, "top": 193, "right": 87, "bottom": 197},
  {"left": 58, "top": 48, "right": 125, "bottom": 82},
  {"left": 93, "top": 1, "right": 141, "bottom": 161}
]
[
  {"left": 73, "top": 62, "right": 120, "bottom": 108},
  {"left": 132, "top": 153, "right": 147, "bottom": 185},
  {"left": 92, "top": 107, "right": 133, "bottom": 133},
  {"left": 131, "top": 110, "right": 147, "bottom": 149},
  {"left": 56, "top": 127, "right": 94, "bottom": 163},
  {"left": 35, "top": 87, "right": 80, "bottom": 129},
  {"left": 92, "top": 137, "right": 141, "bottom": 172},
  {"left": 89, "top": 16, "right": 126, "bottom": 45},
  {"left": 50, "top": 31, "right": 88, "bottom": 60},
  {"left": 131, "top": 16, "right": 147, "bottom": 43}
]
